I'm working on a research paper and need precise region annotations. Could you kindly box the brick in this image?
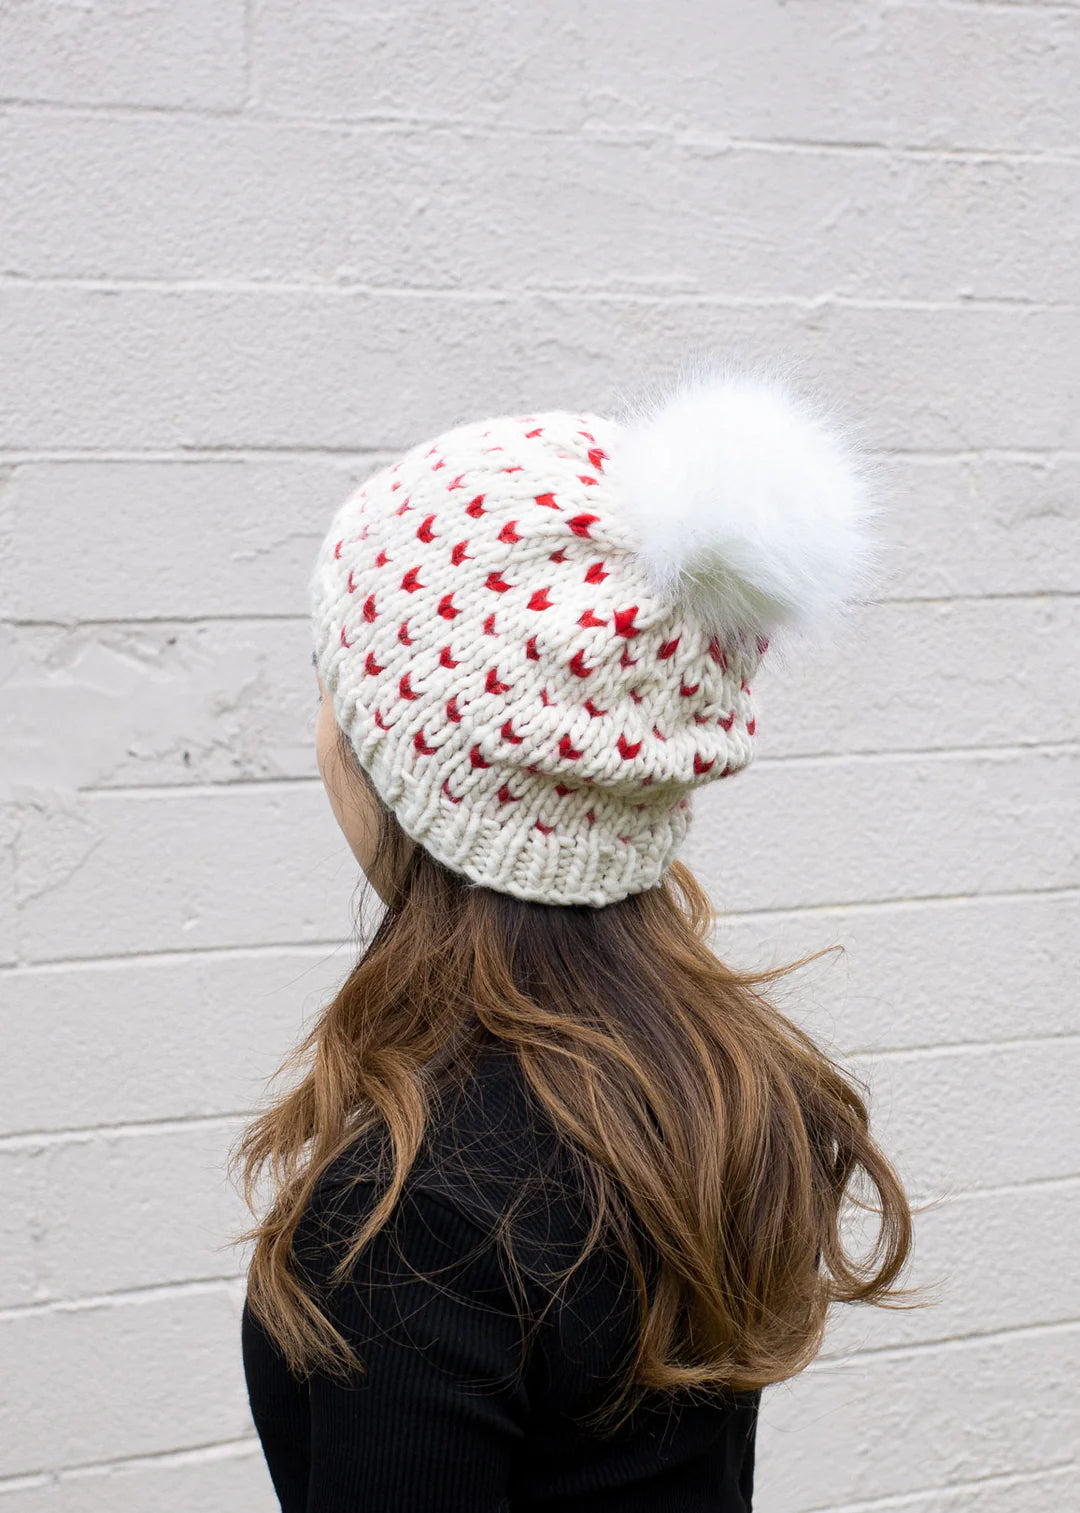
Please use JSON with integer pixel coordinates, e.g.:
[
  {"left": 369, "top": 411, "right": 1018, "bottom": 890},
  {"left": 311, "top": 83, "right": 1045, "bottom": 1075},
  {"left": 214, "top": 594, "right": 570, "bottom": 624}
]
[
  {"left": 2, "top": 595, "right": 1070, "bottom": 797},
  {"left": 0, "top": 1442, "right": 271, "bottom": 1513},
  {"left": 251, "top": 1, "right": 1079, "bottom": 151},
  {"left": 0, "top": 805, "right": 16, "bottom": 964},
  {"left": 1, "top": 287, "right": 1077, "bottom": 453},
  {"left": 13, "top": 783, "right": 353, "bottom": 962},
  {"left": 756, "top": 1326, "right": 1080, "bottom": 1509},
  {"left": 845, "top": 1038, "right": 1080, "bottom": 1193},
  {"left": 2, "top": 451, "right": 1075, "bottom": 632},
  {"left": 0, "top": 947, "right": 347, "bottom": 1135},
  {"left": 336, "top": 130, "right": 1079, "bottom": 305},
  {"left": 2, "top": 619, "right": 320, "bottom": 791},
  {"left": 8, "top": 1124, "right": 249, "bottom": 1302},
  {"left": 684, "top": 745, "right": 1078, "bottom": 914},
  {"left": 10, "top": 748, "right": 1076, "bottom": 962},
  {"left": 0, "top": 1, "right": 245, "bottom": 109},
  {"left": 713, "top": 889, "right": 1080, "bottom": 1053},
  {"left": 0, "top": 1148, "right": 40, "bottom": 1306},
  {"left": 760, "top": 596, "right": 1080, "bottom": 756},
  {"left": 0, "top": 115, "right": 350, "bottom": 281},
  {"left": 0, "top": 459, "right": 367, "bottom": 621},
  {"left": 874, "top": 453, "right": 1080, "bottom": 599},
  {"left": 0, "top": 1286, "right": 251, "bottom": 1476},
  {"left": 822, "top": 1180, "right": 1080, "bottom": 1358}
]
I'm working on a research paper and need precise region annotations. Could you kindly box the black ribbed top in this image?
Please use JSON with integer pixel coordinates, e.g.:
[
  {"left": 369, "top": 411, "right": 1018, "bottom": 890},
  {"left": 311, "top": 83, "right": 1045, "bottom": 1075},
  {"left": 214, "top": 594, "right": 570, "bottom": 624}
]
[{"left": 242, "top": 1043, "right": 760, "bottom": 1510}]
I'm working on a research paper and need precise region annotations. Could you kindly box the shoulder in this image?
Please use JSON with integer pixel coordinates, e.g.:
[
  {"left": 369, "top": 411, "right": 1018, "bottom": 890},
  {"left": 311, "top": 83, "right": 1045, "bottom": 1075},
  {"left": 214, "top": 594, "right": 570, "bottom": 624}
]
[
  {"left": 297, "top": 1046, "right": 579, "bottom": 1254},
  {"left": 295, "top": 1044, "right": 619, "bottom": 1313},
  {"left": 292, "top": 1046, "right": 646, "bottom": 1411}
]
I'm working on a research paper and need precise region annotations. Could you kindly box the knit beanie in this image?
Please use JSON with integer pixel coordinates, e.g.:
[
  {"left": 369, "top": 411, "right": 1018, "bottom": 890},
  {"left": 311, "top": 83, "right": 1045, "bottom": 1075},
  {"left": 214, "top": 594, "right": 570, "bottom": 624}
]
[{"left": 309, "top": 361, "right": 878, "bottom": 906}]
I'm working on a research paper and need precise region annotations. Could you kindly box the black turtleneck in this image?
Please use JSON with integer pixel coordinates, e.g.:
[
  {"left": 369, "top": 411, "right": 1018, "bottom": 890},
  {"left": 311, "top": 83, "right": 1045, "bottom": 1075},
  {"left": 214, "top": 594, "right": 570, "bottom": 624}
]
[{"left": 242, "top": 1044, "right": 760, "bottom": 1510}]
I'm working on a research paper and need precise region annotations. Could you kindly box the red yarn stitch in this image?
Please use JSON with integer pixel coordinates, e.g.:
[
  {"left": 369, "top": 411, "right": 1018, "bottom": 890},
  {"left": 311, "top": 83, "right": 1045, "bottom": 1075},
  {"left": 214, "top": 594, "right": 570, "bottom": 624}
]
[
  {"left": 399, "top": 673, "right": 418, "bottom": 700},
  {"left": 447, "top": 473, "right": 466, "bottom": 490},
  {"left": 559, "top": 734, "right": 584, "bottom": 760},
  {"left": 613, "top": 606, "right": 639, "bottom": 637},
  {"left": 483, "top": 612, "right": 498, "bottom": 635},
  {"left": 442, "top": 778, "right": 463, "bottom": 804},
  {"left": 363, "top": 650, "right": 383, "bottom": 674},
  {"left": 618, "top": 735, "right": 642, "bottom": 760},
  {"left": 347, "top": 570, "right": 357, "bottom": 594},
  {"left": 657, "top": 637, "right": 680, "bottom": 659},
  {"left": 535, "top": 492, "right": 560, "bottom": 509},
  {"left": 746, "top": 717, "right": 757, "bottom": 736},
  {"left": 417, "top": 515, "right": 437, "bottom": 542},
  {"left": 587, "top": 447, "right": 607, "bottom": 470},
  {"left": 526, "top": 637, "right": 541, "bottom": 661},
  {"left": 438, "top": 592, "right": 460, "bottom": 619},
  {"left": 694, "top": 754, "right": 715, "bottom": 774},
  {"left": 569, "top": 649, "right": 594, "bottom": 678},
  {"left": 470, "top": 746, "right": 490, "bottom": 769},
  {"left": 584, "top": 698, "right": 607, "bottom": 717},
  {"left": 535, "top": 819, "right": 555, "bottom": 835},
  {"left": 679, "top": 681, "right": 700, "bottom": 697},
  {"left": 549, "top": 548, "right": 569, "bottom": 564},
  {"left": 528, "top": 588, "right": 553, "bottom": 611},
  {"left": 578, "top": 609, "right": 606, "bottom": 628},
  {"left": 340, "top": 626, "right": 353, "bottom": 649},
  {"left": 567, "top": 513, "right": 600, "bottom": 537},
  {"left": 584, "top": 561, "right": 608, "bottom": 583},
  {"left": 501, "top": 719, "right": 523, "bottom": 744},
  {"left": 362, "top": 594, "right": 378, "bottom": 622},
  {"left": 486, "top": 667, "right": 511, "bottom": 695},
  {"left": 439, "top": 646, "right": 460, "bottom": 668},
  {"left": 450, "top": 541, "right": 471, "bottom": 565},
  {"left": 466, "top": 495, "right": 487, "bottom": 517},
  {"left": 717, "top": 711, "right": 734, "bottom": 730},
  {"left": 497, "top": 783, "right": 520, "bottom": 803},
  {"left": 376, "top": 548, "right": 391, "bottom": 568},
  {"left": 414, "top": 728, "right": 438, "bottom": 756},
  {"left": 446, "top": 696, "right": 462, "bottom": 722},
  {"left": 498, "top": 520, "right": 521, "bottom": 544},
  {"left": 485, "top": 571, "right": 513, "bottom": 592},
  {"left": 398, "top": 621, "right": 412, "bottom": 646},
  {"left": 401, "top": 565, "right": 423, "bottom": 592}
]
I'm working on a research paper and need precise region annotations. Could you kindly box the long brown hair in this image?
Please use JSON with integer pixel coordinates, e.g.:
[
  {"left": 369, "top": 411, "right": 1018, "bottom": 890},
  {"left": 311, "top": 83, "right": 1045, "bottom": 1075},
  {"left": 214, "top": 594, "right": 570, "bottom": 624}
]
[{"left": 230, "top": 725, "right": 926, "bottom": 1416}]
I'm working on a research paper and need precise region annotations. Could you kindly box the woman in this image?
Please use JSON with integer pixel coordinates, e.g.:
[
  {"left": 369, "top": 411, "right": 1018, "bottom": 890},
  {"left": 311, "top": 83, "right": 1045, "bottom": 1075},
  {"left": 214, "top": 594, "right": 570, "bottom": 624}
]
[{"left": 233, "top": 358, "right": 920, "bottom": 1510}]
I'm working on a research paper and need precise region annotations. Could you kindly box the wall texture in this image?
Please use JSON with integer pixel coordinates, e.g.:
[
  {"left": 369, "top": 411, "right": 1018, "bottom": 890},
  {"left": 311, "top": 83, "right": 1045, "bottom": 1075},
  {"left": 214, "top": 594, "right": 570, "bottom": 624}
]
[{"left": 1, "top": 1, "right": 1077, "bottom": 1508}]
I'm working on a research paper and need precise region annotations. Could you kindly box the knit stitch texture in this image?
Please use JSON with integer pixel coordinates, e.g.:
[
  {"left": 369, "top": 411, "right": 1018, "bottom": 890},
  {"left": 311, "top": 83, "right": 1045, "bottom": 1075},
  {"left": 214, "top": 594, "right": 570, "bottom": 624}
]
[{"left": 310, "top": 408, "right": 767, "bottom": 905}]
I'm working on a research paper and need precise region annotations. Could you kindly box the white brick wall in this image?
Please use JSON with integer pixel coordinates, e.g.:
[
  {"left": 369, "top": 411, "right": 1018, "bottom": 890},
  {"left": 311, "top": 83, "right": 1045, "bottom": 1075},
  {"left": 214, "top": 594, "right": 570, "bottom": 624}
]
[{"left": 0, "top": 1, "right": 1076, "bottom": 1507}]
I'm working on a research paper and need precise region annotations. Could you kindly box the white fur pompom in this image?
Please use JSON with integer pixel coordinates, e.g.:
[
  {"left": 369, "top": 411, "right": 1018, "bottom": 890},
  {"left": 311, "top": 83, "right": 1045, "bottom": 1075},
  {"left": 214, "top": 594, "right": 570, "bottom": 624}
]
[{"left": 610, "top": 360, "right": 883, "bottom": 643}]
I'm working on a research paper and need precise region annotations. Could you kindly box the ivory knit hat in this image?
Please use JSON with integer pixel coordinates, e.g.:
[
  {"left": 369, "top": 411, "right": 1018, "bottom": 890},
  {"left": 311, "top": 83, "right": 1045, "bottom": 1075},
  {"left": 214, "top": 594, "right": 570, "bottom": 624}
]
[{"left": 310, "top": 360, "right": 878, "bottom": 906}]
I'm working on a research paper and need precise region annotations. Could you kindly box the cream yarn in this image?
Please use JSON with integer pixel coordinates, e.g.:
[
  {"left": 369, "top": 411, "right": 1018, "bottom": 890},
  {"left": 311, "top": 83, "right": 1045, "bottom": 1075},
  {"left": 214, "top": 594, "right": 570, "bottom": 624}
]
[{"left": 310, "top": 368, "right": 875, "bottom": 905}]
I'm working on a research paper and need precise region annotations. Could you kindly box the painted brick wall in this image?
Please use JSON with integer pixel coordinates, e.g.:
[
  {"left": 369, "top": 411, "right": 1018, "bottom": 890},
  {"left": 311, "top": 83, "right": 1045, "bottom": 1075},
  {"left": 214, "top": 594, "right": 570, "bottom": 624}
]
[{"left": 1, "top": 2, "right": 1077, "bottom": 1507}]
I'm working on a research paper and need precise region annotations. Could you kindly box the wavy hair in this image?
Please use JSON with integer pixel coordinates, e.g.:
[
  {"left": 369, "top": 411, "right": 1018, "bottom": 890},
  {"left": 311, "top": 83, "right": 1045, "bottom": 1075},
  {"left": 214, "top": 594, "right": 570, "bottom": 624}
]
[{"left": 230, "top": 723, "right": 926, "bottom": 1418}]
